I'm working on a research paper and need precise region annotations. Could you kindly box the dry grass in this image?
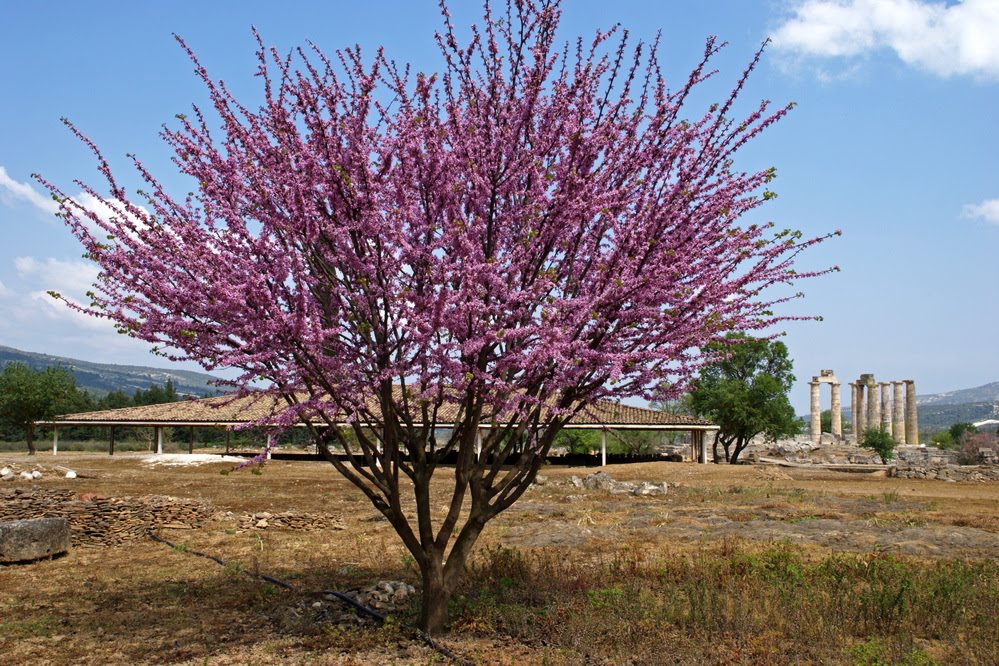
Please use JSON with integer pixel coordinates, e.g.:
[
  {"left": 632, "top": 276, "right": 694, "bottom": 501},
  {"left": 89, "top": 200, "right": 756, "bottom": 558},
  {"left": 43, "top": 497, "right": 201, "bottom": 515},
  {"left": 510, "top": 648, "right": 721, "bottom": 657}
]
[{"left": 1, "top": 450, "right": 998, "bottom": 664}]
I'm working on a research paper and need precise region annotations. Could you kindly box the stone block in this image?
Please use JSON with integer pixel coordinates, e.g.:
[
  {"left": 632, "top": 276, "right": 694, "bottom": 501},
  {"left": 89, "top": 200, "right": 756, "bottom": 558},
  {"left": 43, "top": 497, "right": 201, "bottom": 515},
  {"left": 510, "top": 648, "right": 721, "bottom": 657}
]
[{"left": 0, "top": 517, "right": 70, "bottom": 563}]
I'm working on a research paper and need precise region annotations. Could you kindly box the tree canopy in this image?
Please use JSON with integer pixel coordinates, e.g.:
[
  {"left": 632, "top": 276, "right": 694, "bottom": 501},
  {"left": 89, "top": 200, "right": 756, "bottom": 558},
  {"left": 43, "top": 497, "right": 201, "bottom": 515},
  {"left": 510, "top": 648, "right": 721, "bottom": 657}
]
[
  {"left": 0, "top": 363, "right": 81, "bottom": 454},
  {"left": 689, "top": 334, "right": 801, "bottom": 463},
  {"left": 40, "top": 0, "right": 830, "bottom": 632}
]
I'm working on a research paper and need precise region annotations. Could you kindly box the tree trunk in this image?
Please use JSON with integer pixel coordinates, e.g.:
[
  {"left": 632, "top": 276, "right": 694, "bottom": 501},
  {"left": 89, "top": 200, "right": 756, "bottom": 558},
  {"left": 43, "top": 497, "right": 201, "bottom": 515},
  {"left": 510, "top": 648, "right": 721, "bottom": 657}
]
[
  {"left": 419, "top": 557, "right": 450, "bottom": 634},
  {"left": 26, "top": 423, "right": 36, "bottom": 456},
  {"left": 730, "top": 437, "right": 747, "bottom": 464}
]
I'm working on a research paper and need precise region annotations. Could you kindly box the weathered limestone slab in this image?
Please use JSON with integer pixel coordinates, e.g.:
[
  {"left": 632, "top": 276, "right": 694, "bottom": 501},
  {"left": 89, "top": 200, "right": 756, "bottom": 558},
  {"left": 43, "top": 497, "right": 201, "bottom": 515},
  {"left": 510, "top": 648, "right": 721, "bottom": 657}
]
[{"left": 0, "top": 517, "right": 70, "bottom": 563}]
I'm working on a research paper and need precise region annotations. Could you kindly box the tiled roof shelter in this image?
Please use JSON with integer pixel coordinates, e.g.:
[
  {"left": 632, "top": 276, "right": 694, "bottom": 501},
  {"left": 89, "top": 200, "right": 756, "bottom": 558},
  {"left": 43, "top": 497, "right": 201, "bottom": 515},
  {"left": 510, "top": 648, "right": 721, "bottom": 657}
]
[{"left": 40, "top": 393, "right": 717, "bottom": 464}]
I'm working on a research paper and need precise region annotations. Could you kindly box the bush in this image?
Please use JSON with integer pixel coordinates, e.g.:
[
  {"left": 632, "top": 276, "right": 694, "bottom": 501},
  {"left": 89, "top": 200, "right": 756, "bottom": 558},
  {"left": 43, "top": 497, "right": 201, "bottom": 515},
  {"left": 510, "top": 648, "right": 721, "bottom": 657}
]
[
  {"left": 956, "top": 432, "right": 999, "bottom": 465},
  {"left": 861, "top": 427, "right": 896, "bottom": 463}
]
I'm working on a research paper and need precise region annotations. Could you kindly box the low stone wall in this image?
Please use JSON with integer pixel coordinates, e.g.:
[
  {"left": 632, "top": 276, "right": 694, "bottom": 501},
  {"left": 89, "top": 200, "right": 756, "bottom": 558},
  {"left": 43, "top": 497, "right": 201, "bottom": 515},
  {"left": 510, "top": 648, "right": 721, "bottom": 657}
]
[
  {"left": 0, "top": 488, "right": 211, "bottom": 546},
  {"left": 892, "top": 463, "right": 999, "bottom": 482},
  {"left": 216, "top": 510, "right": 346, "bottom": 531},
  {"left": 0, "top": 487, "right": 212, "bottom": 547},
  {"left": 0, "top": 488, "right": 346, "bottom": 547}
]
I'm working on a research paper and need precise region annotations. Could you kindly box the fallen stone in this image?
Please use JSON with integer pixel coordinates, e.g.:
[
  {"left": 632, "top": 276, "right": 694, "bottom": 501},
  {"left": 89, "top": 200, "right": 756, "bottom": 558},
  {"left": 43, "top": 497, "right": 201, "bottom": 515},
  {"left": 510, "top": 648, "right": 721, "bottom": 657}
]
[
  {"left": 581, "top": 472, "right": 617, "bottom": 491},
  {"left": 64, "top": 471, "right": 77, "bottom": 480},
  {"left": 19, "top": 472, "right": 34, "bottom": 481},
  {"left": 31, "top": 471, "right": 42, "bottom": 480},
  {"left": 0, "top": 517, "right": 71, "bottom": 563},
  {"left": 0, "top": 467, "right": 10, "bottom": 476},
  {"left": 632, "top": 481, "right": 668, "bottom": 496}
]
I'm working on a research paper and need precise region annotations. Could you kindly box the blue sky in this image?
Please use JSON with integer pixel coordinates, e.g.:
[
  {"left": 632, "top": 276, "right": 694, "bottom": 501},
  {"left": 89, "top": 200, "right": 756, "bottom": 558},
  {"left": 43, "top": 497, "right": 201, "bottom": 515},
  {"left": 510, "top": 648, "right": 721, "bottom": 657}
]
[{"left": 1, "top": 0, "right": 996, "bottom": 413}]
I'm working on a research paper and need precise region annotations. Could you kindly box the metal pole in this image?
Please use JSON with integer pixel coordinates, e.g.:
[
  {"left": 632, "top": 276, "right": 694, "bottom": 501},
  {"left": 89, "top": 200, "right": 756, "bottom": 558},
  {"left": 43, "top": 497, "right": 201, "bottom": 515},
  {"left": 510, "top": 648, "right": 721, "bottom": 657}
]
[
  {"left": 52, "top": 426, "right": 58, "bottom": 456},
  {"left": 600, "top": 429, "right": 607, "bottom": 467}
]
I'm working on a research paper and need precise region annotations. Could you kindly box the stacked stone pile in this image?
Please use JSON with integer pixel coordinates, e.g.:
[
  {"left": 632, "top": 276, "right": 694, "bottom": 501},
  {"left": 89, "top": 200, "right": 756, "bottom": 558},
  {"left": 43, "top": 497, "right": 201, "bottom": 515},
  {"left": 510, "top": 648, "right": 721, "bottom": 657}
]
[
  {"left": 0, "top": 487, "right": 211, "bottom": 546},
  {"left": 278, "top": 580, "right": 416, "bottom": 631},
  {"left": 212, "top": 510, "right": 346, "bottom": 531}
]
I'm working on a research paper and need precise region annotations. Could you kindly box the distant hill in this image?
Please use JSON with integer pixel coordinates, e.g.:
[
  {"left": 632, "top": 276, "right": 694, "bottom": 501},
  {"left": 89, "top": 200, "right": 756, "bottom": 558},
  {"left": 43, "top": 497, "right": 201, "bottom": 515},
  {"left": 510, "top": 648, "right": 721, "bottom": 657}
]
[
  {"left": 0, "top": 345, "right": 224, "bottom": 398},
  {"left": 918, "top": 382, "right": 999, "bottom": 406}
]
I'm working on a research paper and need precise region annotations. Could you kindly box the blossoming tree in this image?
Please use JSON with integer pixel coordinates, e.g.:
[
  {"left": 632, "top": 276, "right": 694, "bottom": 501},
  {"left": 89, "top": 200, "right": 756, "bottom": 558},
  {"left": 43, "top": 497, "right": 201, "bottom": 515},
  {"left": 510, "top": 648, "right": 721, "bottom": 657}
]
[{"left": 40, "top": 0, "right": 831, "bottom": 632}]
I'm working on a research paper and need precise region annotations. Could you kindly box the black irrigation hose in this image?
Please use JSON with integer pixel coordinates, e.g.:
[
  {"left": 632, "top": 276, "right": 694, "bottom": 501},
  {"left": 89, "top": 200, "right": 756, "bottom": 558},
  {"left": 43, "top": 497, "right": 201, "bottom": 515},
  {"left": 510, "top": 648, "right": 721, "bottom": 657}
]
[{"left": 148, "top": 531, "right": 473, "bottom": 665}]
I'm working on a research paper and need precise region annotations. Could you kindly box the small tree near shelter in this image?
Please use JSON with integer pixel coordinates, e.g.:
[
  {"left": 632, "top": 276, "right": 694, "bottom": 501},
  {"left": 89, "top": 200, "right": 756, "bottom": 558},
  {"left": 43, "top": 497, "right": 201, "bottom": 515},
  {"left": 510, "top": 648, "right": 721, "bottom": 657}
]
[
  {"left": 0, "top": 363, "right": 80, "bottom": 455},
  {"left": 40, "top": 1, "right": 832, "bottom": 633},
  {"left": 689, "top": 333, "right": 801, "bottom": 463}
]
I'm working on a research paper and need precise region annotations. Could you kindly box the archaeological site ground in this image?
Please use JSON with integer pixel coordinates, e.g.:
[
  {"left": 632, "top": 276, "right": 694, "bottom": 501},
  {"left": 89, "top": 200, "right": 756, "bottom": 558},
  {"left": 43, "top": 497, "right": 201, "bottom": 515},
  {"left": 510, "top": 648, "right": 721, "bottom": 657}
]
[{"left": 1, "top": 450, "right": 997, "bottom": 665}]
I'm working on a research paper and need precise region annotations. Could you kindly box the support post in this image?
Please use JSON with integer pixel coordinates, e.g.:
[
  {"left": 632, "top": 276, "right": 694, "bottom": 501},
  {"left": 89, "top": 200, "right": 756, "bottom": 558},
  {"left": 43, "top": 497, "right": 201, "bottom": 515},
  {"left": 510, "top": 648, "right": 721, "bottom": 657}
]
[
  {"left": 225, "top": 428, "right": 231, "bottom": 454},
  {"left": 809, "top": 381, "right": 821, "bottom": 444},
  {"left": 109, "top": 426, "right": 116, "bottom": 456},
  {"left": 865, "top": 376, "right": 878, "bottom": 436},
  {"left": 880, "top": 383, "right": 892, "bottom": 435},
  {"left": 600, "top": 429, "right": 607, "bottom": 467},
  {"left": 698, "top": 431, "right": 709, "bottom": 464},
  {"left": 830, "top": 382, "right": 842, "bottom": 439},
  {"left": 475, "top": 429, "right": 482, "bottom": 459},
  {"left": 266, "top": 432, "right": 274, "bottom": 460},
  {"left": 52, "top": 426, "right": 58, "bottom": 456},
  {"left": 905, "top": 380, "right": 919, "bottom": 446},
  {"left": 855, "top": 380, "right": 866, "bottom": 438},
  {"left": 155, "top": 426, "right": 164, "bottom": 454},
  {"left": 892, "top": 382, "right": 905, "bottom": 445},
  {"left": 849, "top": 383, "right": 859, "bottom": 443},
  {"left": 189, "top": 426, "right": 195, "bottom": 454}
]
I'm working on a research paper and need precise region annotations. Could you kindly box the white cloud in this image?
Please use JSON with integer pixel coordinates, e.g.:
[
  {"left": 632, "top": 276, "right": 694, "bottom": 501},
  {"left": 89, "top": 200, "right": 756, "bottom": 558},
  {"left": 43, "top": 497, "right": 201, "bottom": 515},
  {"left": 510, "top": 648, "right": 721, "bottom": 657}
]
[
  {"left": 772, "top": 0, "right": 999, "bottom": 79},
  {"left": 962, "top": 198, "right": 999, "bottom": 224},
  {"left": 0, "top": 256, "right": 153, "bottom": 360},
  {"left": 0, "top": 166, "right": 59, "bottom": 215},
  {"left": 0, "top": 164, "right": 149, "bottom": 234},
  {"left": 15, "top": 256, "right": 100, "bottom": 303}
]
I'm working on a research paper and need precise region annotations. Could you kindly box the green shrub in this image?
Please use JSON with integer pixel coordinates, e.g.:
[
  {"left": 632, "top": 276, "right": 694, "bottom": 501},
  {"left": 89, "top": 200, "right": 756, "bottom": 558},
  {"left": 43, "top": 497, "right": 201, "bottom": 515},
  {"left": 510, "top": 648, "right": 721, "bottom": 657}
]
[{"left": 862, "top": 427, "right": 897, "bottom": 463}]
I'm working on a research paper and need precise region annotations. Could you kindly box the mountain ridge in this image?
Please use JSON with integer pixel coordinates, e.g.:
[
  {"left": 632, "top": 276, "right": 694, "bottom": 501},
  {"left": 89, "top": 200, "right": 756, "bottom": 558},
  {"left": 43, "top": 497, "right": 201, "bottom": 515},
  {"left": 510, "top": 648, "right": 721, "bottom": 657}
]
[{"left": 0, "top": 345, "right": 224, "bottom": 397}]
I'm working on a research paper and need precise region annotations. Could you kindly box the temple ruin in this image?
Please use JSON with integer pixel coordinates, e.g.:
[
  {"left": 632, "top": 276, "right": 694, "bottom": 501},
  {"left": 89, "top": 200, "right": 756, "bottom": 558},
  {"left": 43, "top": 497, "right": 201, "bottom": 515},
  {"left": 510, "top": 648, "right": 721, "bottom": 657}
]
[{"left": 809, "top": 370, "right": 918, "bottom": 445}]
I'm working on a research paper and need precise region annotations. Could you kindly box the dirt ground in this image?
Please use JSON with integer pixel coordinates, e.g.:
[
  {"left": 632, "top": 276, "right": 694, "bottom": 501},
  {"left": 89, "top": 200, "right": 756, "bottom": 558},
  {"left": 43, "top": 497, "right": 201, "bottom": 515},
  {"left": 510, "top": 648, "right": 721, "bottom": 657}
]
[{"left": 1, "top": 451, "right": 997, "bottom": 664}]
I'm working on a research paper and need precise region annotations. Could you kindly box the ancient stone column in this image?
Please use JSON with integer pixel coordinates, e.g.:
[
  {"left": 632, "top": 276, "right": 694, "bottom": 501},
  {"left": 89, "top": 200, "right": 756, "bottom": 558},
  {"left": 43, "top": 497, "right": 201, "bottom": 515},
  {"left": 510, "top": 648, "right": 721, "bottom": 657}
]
[
  {"left": 810, "top": 381, "right": 821, "bottom": 444},
  {"left": 880, "top": 383, "right": 892, "bottom": 435},
  {"left": 892, "top": 382, "right": 905, "bottom": 445},
  {"left": 830, "top": 382, "right": 842, "bottom": 439},
  {"left": 850, "top": 382, "right": 860, "bottom": 443},
  {"left": 905, "top": 380, "right": 919, "bottom": 446},
  {"left": 865, "top": 376, "right": 878, "bottom": 436},
  {"left": 854, "top": 380, "right": 866, "bottom": 439}
]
